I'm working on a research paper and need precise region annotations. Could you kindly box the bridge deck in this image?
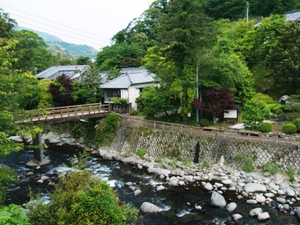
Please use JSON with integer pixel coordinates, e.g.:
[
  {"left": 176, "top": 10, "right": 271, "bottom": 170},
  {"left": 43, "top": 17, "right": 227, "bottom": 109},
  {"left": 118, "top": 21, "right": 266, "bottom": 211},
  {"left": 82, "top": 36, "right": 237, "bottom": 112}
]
[{"left": 16, "top": 103, "right": 111, "bottom": 123}]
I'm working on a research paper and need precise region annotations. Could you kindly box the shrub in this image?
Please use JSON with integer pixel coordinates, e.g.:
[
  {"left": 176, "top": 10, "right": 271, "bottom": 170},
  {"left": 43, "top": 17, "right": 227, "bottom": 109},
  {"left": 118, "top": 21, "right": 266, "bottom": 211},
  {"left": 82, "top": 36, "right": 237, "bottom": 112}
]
[
  {"left": 0, "top": 204, "right": 30, "bottom": 225},
  {"left": 259, "top": 122, "right": 273, "bottom": 133},
  {"left": 243, "top": 161, "right": 254, "bottom": 172},
  {"left": 111, "top": 98, "right": 128, "bottom": 105},
  {"left": 199, "top": 118, "right": 210, "bottom": 127},
  {"left": 282, "top": 123, "right": 297, "bottom": 134},
  {"left": 263, "top": 162, "right": 278, "bottom": 175},
  {"left": 27, "top": 170, "right": 138, "bottom": 225},
  {"left": 293, "top": 118, "right": 300, "bottom": 132},
  {"left": 136, "top": 149, "right": 147, "bottom": 157},
  {"left": 287, "top": 166, "right": 295, "bottom": 182}
]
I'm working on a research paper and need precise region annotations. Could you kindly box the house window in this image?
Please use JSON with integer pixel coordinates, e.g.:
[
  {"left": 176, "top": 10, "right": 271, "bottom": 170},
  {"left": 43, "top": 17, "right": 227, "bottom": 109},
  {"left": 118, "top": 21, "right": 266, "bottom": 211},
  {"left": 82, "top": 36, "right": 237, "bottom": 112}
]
[{"left": 106, "top": 89, "right": 121, "bottom": 98}]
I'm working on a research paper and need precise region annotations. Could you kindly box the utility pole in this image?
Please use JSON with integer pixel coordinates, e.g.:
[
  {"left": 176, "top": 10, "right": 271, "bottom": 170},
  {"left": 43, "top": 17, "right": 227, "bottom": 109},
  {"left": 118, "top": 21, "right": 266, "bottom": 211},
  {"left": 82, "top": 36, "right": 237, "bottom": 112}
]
[
  {"left": 246, "top": 2, "right": 249, "bottom": 23},
  {"left": 196, "top": 65, "right": 199, "bottom": 123}
]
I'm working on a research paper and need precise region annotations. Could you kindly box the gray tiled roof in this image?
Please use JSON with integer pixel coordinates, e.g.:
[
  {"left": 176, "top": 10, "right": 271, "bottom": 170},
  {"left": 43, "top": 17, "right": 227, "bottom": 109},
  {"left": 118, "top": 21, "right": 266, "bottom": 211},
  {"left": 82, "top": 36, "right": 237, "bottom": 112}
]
[
  {"left": 36, "top": 65, "right": 89, "bottom": 79},
  {"left": 286, "top": 9, "right": 300, "bottom": 22},
  {"left": 100, "top": 67, "right": 156, "bottom": 89}
]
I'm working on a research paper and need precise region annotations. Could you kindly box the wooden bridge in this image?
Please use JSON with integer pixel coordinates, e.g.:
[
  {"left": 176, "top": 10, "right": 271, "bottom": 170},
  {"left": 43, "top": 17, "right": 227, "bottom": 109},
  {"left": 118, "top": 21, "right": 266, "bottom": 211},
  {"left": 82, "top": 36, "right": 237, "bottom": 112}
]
[{"left": 16, "top": 103, "right": 112, "bottom": 123}]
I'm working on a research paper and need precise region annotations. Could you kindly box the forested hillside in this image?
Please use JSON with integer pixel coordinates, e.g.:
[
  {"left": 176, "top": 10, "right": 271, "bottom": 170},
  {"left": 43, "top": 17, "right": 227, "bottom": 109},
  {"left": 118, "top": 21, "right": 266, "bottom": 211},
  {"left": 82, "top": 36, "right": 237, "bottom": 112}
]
[{"left": 15, "top": 26, "right": 98, "bottom": 59}]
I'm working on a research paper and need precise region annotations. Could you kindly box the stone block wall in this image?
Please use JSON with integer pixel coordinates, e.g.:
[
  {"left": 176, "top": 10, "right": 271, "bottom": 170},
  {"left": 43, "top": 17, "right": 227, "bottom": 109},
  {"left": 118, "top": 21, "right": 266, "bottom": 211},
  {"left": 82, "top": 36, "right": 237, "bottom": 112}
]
[{"left": 111, "top": 123, "right": 300, "bottom": 172}]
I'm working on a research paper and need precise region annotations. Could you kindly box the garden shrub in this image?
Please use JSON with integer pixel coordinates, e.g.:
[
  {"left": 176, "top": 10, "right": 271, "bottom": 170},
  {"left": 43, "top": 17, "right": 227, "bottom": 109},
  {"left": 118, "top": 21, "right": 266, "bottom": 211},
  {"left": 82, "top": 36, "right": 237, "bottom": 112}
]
[
  {"left": 293, "top": 118, "right": 300, "bottom": 132},
  {"left": 26, "top": 170, "right": 138, "bottom": 225},
  {"left": 258, "top": 122, "right": 272, "bottom": 133},
  {"left": 199, "top": 118, "right": 210, "bottom": 127},
  {"left": 282, "top": 123, "right": 297, "bottom": 134}
]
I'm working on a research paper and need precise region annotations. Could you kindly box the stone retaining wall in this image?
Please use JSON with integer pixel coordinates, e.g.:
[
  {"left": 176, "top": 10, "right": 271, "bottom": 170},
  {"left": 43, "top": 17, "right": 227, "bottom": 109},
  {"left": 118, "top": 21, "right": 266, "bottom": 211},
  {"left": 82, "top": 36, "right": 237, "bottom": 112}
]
[{"left": 111, "top": 122, "right": 300, "bottom": 172}]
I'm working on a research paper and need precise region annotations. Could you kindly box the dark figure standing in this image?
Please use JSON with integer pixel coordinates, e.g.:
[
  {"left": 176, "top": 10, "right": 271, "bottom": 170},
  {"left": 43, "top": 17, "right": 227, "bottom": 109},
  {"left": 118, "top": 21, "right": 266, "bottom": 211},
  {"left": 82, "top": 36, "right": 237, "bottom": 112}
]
[{"left": 193, "top": 141, "right": 200, "bottom": 163}]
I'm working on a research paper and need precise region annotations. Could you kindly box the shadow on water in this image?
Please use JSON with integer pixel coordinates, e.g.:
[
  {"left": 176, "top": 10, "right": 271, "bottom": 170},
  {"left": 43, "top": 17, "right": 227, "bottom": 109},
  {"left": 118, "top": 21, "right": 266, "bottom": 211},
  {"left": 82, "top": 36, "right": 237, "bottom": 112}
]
[{"left": 1, "top": 149, "right": 300, "bottom": 225}]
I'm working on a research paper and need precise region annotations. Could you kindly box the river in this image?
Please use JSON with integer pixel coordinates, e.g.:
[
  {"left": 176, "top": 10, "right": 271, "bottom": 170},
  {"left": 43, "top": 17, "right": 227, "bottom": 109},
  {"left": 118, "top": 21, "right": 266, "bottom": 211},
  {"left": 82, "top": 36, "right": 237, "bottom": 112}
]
[{"left": 1, "top": 148, "right": 300, "bottom": 225}]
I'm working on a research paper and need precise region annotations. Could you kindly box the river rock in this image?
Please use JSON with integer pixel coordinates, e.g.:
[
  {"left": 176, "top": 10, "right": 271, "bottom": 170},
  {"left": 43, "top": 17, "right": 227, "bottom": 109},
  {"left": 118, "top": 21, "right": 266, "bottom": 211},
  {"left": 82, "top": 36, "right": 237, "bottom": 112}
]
[
  {"left": 246, "top": 199, "right": 257, "bottom": 204},
  {"left": 204, "top": 182, "right": 213, "bottom": 191},
  {"left": 211, "top": 191, "right": 226, "bottom": 207},
  {"left": 255, "top": 194, "right": 266, "bottom": 203},
  {"left": 222, "top": 179, "right": 232, "bottom": 185},
  {"left": 168, "top": 176, "right": 179, "bottom": 186},
  {"left": 249, "top": 207, "right": 263, "bottom": 217},
  {"left": 243, "top": 183, "right": 267, "bottom": 193},
  {"left": 156, "top": 185, "right": 165, "bottom": 191},
  {"left": 232, "top": 214, "right": 242, "bottom": 222},
  {"left": 257, "top": 212, "right": 270, "bottom": 221},
  {"left": 226, "top": 202, "right": 237, "bottom": 212},
  {"left": 134, "top": 190, "right": 142, "bottom": 196},
  {"left": 294, "top": 207, "right": 300, "bottom": 219},
  {"left": 140, "top": 202, "right": 160, "bottom": 213},
  {"left": 276, "top": 197, "right": 286, "bottom": 204},
  {"left": 148, "top": 167, "right": 171, "bottom": 176},
  {"left": 286, "top": 186, "right": 296, "bottom": 197}
]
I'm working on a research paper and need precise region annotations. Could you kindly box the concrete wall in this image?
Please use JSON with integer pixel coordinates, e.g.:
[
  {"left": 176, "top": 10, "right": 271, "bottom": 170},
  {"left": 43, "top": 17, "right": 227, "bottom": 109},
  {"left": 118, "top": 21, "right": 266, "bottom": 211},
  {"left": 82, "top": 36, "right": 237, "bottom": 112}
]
[{"left": 111, "top": 123, "right": 300, "bottom": 172}]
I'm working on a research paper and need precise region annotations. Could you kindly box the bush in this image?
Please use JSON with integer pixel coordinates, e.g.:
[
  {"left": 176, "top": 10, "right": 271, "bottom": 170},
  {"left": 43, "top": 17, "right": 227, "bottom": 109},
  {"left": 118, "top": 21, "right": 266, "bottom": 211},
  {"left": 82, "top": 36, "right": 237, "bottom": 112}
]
[
  {"left": 287, "top": 166, "right": 295, "bottom": 182},
  {"left": 263, "top": 162, "right": 278, "bottom": 175},
  {"left": 293, "top": 118, "right": 300, "bottom": 132},
  {"left": 258, "top": 122, "right": 272, "bottom": 133},
  {"left": 136, "top": 149, "right": 147, "bottom": 157},
  {"left": 199, "top": 118, "right": 210, "bottom": 127},
  {"left": 27, "top": 170, "right": 138, "bottom": 225},
  {"left": 0, "top": 204, "right": 30, "bottom": 225},
  {"left": 282, "top": 123, "right": 297, "bottom": 134}
]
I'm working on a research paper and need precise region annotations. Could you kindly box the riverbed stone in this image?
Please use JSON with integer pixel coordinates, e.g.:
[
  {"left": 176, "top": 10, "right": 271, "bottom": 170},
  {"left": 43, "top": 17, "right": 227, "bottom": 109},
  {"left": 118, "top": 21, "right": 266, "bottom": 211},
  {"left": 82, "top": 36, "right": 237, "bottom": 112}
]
[
  {"left": 249, "top": 207, "right": 263, "bottom": 217},
  {"left": 276, "top": 197, "right": 286, "bottom": 204},
  {"left": 134, "top": 190, "right": 141, "bottom": 196},
  {"left": 243, "top": 183, "right": 267, "bottom": 193},
  {"left": 168, "top": 176, "right": 179, "bottom": 186},
  {"left": 232, "top": 214, "right": 242, "bottom": 222},
  {"left": 294, "top": 207, "right": 300, "bottom": 219},
  {"left": 204, "top": 182, "right": 213, "bottom": 191},
  {"left": 286, "top": 186, "right": 296, "bottom": 197},
  {"left": 211, "top": 191, "right": 227, "bottom": 207},
  {"left": 148, "top": 167, "right": 171, "bottom": 176},
  {"left": 257, "top": 212, "right": 270, "bottom": 221},
  {"left": 247, "top": 199, "right": 258, "bottom": 204},
  {"left": 140, "top": 202, "right": 160, "bottom": 213},
  {"left": 226, "top": 202, "right": 237, "bottom": 212},
  {"left": 255, "top": 194, "right": 266, "bottom": 203}
]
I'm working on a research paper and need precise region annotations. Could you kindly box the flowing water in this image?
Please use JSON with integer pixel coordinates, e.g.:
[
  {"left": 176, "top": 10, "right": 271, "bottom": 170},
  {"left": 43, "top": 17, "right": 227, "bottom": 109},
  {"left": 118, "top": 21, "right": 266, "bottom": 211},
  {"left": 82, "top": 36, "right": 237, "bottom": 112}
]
[{"left": 1, "top": 148, "right": 300, "bottom": 225}]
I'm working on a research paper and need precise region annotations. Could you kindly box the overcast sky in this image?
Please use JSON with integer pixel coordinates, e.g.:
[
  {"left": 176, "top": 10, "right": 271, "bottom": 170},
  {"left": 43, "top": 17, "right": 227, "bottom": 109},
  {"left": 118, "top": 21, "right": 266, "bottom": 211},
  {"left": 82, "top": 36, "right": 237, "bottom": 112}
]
[{"left": 0, "top": 0, "right": 153, "bottom": 50}]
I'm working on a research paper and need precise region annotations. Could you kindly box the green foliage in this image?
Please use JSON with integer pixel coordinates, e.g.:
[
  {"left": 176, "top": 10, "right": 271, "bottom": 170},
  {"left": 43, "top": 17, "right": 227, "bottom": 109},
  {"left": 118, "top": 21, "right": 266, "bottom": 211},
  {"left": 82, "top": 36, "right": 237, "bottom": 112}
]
[
  {"left": 26, "top": 170, "right": 138, "bottom": 225},
  {"left": 293, "top": 118, "right": 300, "bottom": 132},
  {"left": 263, "top": 162, "right": 278, "bottom": 175},
  {"left": 202, "top": 161, "right": 211, "bottom": 169},
  {"left": 287, "top": 166, "right": 295, "bottom": 182},
  {"left": 282, "top": 123, "right": 297, "bottom": 135},
  {"left": 0, "top": 166, "right": 17, "bottom": 205},
  {"left": 111, "top": 98, "right": 128, "bottom": 105},
  {"left": 258, "top": 122, "right": 272, "bottom": 133},
  {"left": 37, "top": 78, "right": 54, "bottom": 109},
  {"left": 0, "top": 204, "right": 30, "bottom": 225},
  {"left": 72, "top": 64, "right": 103, "bottom": 104},
  {"left": 199, "top": 118, "right": 210, "bottom": 127},
  {"left": 136, "top": 149, "right": 147, "bottom": 157},
  {"left": 243, "top": 160, "right": 254, "bottom": 173},
  {"left": 95, "top": 112, "right": 121, "bottom": 146},
  {"left": 241, "top": 98, "right": 270, "bottom": 129}
]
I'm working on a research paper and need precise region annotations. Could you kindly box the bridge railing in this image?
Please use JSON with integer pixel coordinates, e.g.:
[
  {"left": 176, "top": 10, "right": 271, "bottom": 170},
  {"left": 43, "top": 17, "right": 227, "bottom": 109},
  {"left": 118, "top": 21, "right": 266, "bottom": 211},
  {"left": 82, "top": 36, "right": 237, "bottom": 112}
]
[{"left": 17, "top": 103, "right": 111, "bottom": 123}]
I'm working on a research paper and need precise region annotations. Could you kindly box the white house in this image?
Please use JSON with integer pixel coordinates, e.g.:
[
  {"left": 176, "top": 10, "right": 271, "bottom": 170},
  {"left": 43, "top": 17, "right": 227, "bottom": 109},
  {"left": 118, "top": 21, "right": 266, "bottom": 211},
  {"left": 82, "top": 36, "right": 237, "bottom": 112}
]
[{"left": 100, "top": 68, "right": 157, "bottom": 110}]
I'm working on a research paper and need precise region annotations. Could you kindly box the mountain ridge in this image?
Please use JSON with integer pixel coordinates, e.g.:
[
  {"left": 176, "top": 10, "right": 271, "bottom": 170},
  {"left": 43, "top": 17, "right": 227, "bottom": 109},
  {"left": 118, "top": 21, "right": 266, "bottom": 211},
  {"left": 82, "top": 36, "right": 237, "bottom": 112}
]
[{"left": 15, "top": 26, "right": 99, "bottom": 59}]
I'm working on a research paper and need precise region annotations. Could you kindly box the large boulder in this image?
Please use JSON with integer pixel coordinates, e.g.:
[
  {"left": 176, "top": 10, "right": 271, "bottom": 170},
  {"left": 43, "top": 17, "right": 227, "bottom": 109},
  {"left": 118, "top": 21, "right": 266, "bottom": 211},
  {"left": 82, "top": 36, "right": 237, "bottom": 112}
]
[
  {"left": 140, "top": 202, "right": 160, "bottom": 213},
  {"left": 243, "top": 183, "right": 267, "bottom": 193}
]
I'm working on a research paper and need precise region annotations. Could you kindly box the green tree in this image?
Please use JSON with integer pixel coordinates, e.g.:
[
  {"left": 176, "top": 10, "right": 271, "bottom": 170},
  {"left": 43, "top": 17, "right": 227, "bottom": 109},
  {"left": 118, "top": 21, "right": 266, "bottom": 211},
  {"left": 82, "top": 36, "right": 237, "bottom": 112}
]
[
  {"left": 241, "top": 98, "right": 270, "bottom": 129},
  {"left": 12, "top": 30, "right": 53, "bottom": 73},
  {"left": 0, "top": 9, "right": 16, "bottom": 38},
  {"left": 136, "top": 86, "right": 180, "bottom": 119},
  {"left": 143, "top": 0, "right": 215, "bottom": 117},
  {"left": 265, "top": 22, "right": 300, "bottom": 97},
  {"left": 76, "top": 56, "right": 91, "bottom": 65},
  {"left": 37, "top": 78, "right": 54, "bottom": 109},
  {"left": 26, "top": 170, "right": 138, "bottom": 225},
  {"left": 72, "top": 65, "right": 103, "bottom": 104}
]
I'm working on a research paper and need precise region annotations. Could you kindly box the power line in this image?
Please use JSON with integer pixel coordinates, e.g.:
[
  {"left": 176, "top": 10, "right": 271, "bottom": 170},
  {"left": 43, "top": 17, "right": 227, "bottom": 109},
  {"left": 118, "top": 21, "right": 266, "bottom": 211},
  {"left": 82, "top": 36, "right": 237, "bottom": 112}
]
[
  {"left": 0, "top": 3, "right": 110, "bottom": 40},
  {"left": 0, "top": 4, "right": 113, "bottom": 49}
]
